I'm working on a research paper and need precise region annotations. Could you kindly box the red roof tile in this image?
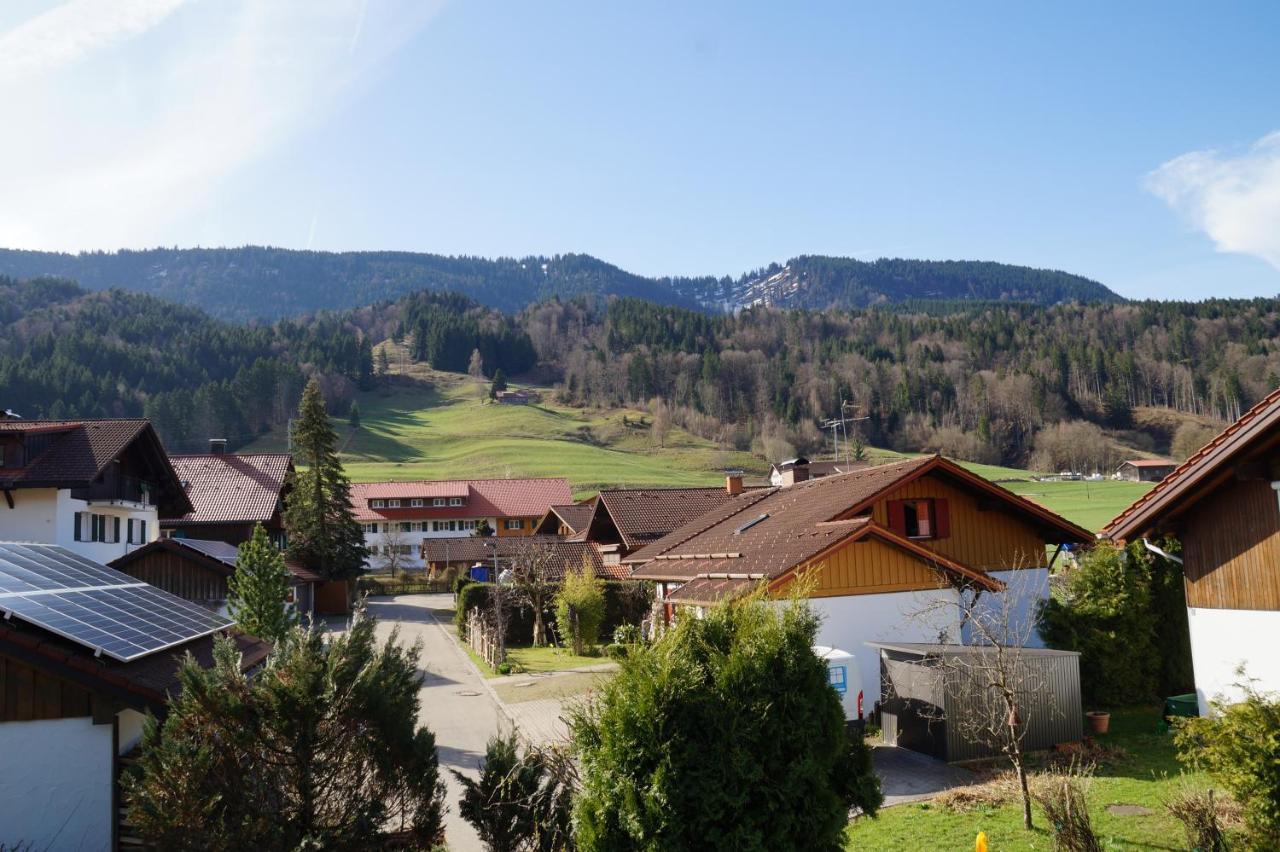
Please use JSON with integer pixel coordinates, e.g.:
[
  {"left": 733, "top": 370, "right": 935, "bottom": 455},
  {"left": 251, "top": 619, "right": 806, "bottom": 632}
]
[
  {"left": 350, "top": 478, "right": 572, "bottom": 521},
  {"left": 166, "top": 453, "right": 292, "bottom": 525}
]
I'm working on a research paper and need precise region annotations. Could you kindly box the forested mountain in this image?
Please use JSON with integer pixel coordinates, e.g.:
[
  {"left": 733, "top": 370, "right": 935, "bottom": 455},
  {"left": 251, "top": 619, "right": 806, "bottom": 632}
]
[
  {"left": 5, "top": 273, "right": 1265, "bottom": 471},
  {"left": 0, "top": 278, "right": 532, "bottom": 453},
  {"left": 0, "top": 246, "right": 1118, "bottom": 322}
]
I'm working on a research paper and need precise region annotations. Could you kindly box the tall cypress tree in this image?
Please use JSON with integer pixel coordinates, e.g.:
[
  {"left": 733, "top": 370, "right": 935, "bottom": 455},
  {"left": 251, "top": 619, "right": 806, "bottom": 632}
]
[
  {"left": 284, "top": 379, "right": 368, "bottom": 580},
  {"left": 228, "top": 523, "right": 297, "bottom": 642}
]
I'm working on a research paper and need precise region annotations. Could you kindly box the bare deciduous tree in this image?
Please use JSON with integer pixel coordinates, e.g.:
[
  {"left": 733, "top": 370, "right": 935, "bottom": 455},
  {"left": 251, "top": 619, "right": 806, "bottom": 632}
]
[
  {"left": 510, "top": 539, "right": 559, "bottom": 646},
  {"left": 901, "top": 571, "right": 1058, "bottom": 831},
  {"left": 377, "top": 523, "right": 412, "bottom": 576},
  {"left": 650, "top": 397, "right": 672, "bottom": 448}
]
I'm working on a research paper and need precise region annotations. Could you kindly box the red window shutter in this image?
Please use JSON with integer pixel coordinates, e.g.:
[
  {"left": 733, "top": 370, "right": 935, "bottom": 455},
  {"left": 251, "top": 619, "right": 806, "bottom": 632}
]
[
  {"left": 887, "top": 500, "right": 907, "bottom": 536},
  {"left": 933, "top": 499, "right": 951, "bottom": 539}
]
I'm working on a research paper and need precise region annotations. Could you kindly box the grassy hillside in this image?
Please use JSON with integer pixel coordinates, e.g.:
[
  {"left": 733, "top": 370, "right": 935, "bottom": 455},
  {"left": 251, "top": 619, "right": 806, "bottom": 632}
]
[{"left": 243, "top": 367, "right": 1150, "bottom": 530}]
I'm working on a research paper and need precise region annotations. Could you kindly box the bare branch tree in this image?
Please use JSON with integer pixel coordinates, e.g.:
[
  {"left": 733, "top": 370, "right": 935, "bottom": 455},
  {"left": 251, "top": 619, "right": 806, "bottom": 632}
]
[
  {"left": 510, "top": 539, "right": 559, "bottom": 647},
  {"left": 377, "top": 523, "right": 411, "bottom": 576},
  {"left": 899, "top": 569, "right": 1058, "bottom": 831}
]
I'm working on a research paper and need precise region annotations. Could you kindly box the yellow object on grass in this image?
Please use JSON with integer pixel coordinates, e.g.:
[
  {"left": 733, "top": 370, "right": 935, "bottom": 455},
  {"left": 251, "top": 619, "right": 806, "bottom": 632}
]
[{"left": 975, "top": 830, "right": 988, "bottom": 852}]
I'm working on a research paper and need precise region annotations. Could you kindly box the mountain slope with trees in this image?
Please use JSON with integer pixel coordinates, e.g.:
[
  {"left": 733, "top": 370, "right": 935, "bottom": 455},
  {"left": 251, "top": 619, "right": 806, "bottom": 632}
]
[{"left": 0, "top": 246, "right": 1119, "bottom": 321}]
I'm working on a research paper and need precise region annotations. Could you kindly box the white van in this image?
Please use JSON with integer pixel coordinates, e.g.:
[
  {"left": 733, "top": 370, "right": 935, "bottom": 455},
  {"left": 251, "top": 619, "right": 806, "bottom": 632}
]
[{"left": 814, "top": 645, "right": 864, "bottom": 727}]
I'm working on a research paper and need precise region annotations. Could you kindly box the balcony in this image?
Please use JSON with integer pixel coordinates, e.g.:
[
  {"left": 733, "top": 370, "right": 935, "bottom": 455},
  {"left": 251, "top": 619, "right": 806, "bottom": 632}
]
[{"left": 77, "top": 476, "right": 156, "bottom": 508}]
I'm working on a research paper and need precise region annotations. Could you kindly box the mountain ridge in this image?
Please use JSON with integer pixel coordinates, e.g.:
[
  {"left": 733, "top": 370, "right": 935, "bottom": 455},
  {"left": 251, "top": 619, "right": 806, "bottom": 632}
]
[{"left": 0, "top": 246, "right": 1120, "bottom": 322}]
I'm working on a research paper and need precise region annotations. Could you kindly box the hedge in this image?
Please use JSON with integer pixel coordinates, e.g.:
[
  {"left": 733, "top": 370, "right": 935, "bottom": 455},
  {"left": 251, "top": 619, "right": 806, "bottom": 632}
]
[
  {"left": 357, "top": 577, "right": 451, "bottom": 596},
  {"left": 455, "top": 581, "right": 652, "bottom": 647}
]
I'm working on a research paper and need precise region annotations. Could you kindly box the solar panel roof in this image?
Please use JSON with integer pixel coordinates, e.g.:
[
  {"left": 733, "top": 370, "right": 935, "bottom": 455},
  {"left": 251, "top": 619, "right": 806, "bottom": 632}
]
[{"left": 0, "top": 542, "right": 232, "bottom": 662}]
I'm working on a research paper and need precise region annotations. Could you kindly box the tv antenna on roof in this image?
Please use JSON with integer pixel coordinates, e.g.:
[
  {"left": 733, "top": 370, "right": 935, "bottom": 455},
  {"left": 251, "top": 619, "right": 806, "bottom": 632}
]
[{"left": 823, "top": 399, "right": 870, "bottom": 465}]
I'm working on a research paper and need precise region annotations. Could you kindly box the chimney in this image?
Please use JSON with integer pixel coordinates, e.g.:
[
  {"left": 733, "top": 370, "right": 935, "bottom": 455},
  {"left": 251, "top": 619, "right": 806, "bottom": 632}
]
[
  {"left": 725, "top": 471, "right": 744, "bottom": 496},
  {"left": 209, "top": 438, "right": 227, "bottom": 455},
  {"left": 780, "top": 458, "right": 810, "bottom": 488}
]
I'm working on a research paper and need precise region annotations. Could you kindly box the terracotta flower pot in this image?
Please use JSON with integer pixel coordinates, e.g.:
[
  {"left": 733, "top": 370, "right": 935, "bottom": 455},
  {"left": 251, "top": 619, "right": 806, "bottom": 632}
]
[{"left": 1087, "top": 711, "right": 1111, "bottom": 734}]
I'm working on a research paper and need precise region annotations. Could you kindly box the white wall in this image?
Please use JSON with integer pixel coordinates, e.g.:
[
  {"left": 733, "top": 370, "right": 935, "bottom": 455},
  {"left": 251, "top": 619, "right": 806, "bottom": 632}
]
[
  {"left": 0, "top": 487, "right": 158, "bottom": 563},
  {"left": 1188, "top": 607, "right": 1280, "bottom": 715},
  {"left": 363, "top": 518, "right": 500, "bottom": 569},
  {"left": 0, "top": 716, "right": 113, "bottom": 851},
  {"left": 809, "top": 588, "right": 963, "bottom": 709},
  {"left": 967, "top": 568, "right": 1049, "bottom": 649},
  {"left": 118, "top": 708, "right": 148, "bottom": 754}
]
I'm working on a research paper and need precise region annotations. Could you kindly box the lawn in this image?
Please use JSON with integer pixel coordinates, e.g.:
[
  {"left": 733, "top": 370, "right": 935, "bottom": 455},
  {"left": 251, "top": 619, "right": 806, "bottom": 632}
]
[
  {"left": 845, "top": 707, "right": 1223, "bottom": 851},
  {"left": 456, "top": 637, "right": 611, "bottom": 679}
]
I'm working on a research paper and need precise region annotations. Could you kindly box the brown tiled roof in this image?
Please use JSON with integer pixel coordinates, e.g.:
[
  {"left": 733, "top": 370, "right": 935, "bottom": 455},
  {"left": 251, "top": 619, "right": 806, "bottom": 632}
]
[
  {"left": 541, "top": 504, "right": 595, "bottom": 535},
  {"left": 0, "top": 419, "right": 191, "bottom": 515},
  {"left": 1104, "top": 386, "right": 1280, "bottom": 540},
  {"left": 0, "top": 619, "right": 269, "bottom": 714},
  {"left": 665, "top": 576, "right": 762, "bottom": 605},
  {"left": 591, "top": 486, "right": 751, "bottom": 551},
  {"left": 350, "top": 478, "right": 572, "bottom": 522},
  {"left": 421, "top": 535, "right": 621, "bottom": 580},
  {"left": 166, "top": 453, "right": 292, "bottom": 525}
]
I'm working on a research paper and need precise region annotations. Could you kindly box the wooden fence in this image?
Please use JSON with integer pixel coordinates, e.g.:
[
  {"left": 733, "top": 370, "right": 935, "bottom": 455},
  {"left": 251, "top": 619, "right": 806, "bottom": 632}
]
[{"left": 466, "top": 607, "right": 506, "bottom": 668}]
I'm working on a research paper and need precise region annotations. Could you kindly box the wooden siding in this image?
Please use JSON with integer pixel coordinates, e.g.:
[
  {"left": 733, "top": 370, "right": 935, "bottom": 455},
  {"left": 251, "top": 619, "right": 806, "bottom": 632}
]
[
  {"left": 872, "top": 475, "right": 1048, "bottom": 571},
  {"left": 0, "top": 653, "right": 94, "bottom": 722},
  {"left": 777, "top": 537, "right": 951, "bottom": 598},
  {"left": 115, "top": 550, "right": 227, "bottom": 605},
  {"left": 496, "top": 517, "right": 538, "bottom": 537},
  {"left": 1181, "top": 477, "right": 1280, "bottom": 610}
]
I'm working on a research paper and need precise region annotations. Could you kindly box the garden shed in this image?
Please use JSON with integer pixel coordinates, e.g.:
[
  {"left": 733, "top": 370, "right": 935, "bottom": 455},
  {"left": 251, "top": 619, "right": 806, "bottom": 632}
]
[{"left": 869, "top": 642, "right": 1083, "bottom": 763}]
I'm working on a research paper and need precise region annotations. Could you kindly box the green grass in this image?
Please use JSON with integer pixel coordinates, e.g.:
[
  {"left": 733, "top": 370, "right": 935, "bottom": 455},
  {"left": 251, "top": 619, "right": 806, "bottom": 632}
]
[
  {"left": 455, "top": 637, "right": 610, "bottom": 679},
  {"left": 490, "top": 671, "right": 613, "bottom": 704},
  {"left": 246, "top": 366, "right": 1151, "bottom": 530},
  {"left": 846, "top": 707, "right": 1223, "bottom": 851}
]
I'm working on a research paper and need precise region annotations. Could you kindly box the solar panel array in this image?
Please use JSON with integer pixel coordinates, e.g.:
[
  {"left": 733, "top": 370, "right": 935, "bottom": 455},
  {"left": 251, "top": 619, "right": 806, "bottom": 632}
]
[{"left": 0, "top": 542, "right": 232, "bottom": 662}]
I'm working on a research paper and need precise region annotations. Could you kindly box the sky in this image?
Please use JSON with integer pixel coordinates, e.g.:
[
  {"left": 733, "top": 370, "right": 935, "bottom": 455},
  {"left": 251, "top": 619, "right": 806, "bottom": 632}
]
[{"left": 1, "top": 1, "right": 1278, "bottom": 300}]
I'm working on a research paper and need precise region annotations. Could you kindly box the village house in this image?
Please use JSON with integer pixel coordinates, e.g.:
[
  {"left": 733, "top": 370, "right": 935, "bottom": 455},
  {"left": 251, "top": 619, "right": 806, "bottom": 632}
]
[
  {"left": 0, "top": 419, "right": 190, "bottom": 563},
  {"left": 0, "top": 542, "right": 270, "bottom": 849},
  {"left": 626, "top": 456, "right": 1091, "bottom": 709},
  {"left": 353, "top": 478, "right": 573, "bottom": 571},
  {"left": 1115, "top": 458, "right": 1178, "bottom": 482},
  {"left": 1104, "top": 387, "right": 1280, "bottom": 715},
  {"left": 163, "top": 439, "right": 294, "bottom": 547},
  {"left": 421, "top": 534, "right": 624, "bottom": 582},
  {"left": 531, "top": 502, "right": 598, "bottom": 537}
]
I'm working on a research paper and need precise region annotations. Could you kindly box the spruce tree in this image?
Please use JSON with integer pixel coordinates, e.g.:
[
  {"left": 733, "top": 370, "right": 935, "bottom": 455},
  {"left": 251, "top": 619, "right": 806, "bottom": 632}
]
[
  {"left": 228, "top": 523, "right": 297, "bottom": 642},
  {"left": 284, "top": 379, "right": 368, "bottom": 581}
]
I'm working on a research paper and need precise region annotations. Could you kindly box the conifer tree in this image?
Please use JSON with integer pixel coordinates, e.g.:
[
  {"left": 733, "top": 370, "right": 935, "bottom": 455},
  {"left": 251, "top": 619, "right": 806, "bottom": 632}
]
[
  {"left": 284, "top": 379, "right": 368, "bottom": 580},
  {"left": 348, "top": 400, "right": 361, "bottom": 429},
  {"left": 228, "top": 523, "right": 297, "bottom": 642}
]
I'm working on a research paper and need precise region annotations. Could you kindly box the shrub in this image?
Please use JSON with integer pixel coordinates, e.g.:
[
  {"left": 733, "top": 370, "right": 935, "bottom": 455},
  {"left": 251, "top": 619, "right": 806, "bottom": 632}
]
[
  {"left": 1033, "top": 766, "right": 1101, "bottom": 852},
  {"left": 496, "top": 662, "right": 513, "bottom": 675},
  {"left": 1176, "top": 677, "right": 1280, "bottom": 844},
  {"left": 456, "top": 581, "right": 650, "bottom": 648},
  {"left": 570, "top": 595, "right": 882, "bottom": 850},
  {"left": 1039, "top": 540, "right": 1191, "bottom": 706},
  {"left": 555, "top": 562, "right": 606, "bottom": 656},
  {"left": 453, "top": 574, "right": 474, "bottom": 597},
  {"left": 455, "top": 733, "right": 574, "bottom": 852},
  {"left": 612, "top": 623, "right": 643, "bottom": 646},
  {"left": 1165, "top": 786, "right": 1231, "bottom": 852},
  {"left": 604, "top": 643, "right": 627, "bottom": 660}
]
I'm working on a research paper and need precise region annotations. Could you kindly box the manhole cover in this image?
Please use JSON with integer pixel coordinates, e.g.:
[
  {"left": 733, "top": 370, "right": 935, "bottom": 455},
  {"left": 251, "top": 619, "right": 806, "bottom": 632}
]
[
  {"left": 1106, "top": 804, "right": 1153, "bottom": 816},
  {"left": 456, "top": 690, "right": 481, "bottom": 697}
]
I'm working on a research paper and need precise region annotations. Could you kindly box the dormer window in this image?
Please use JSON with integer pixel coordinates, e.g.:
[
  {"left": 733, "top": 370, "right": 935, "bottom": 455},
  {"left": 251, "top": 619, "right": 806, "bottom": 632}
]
[
  {"left": 433, "top": 498, "right": 446, "bottom": 507},
  {"left": 388, "top": 499, "right": 401, "bottom": 508},
  {"left": 410, "top": 498, "right": 424, "bottom": 508},
  {"left": 371, "top": 499, "right": 385, "bottom": 509},
  {"left": 449, "top": 497, "right": 464, "bottom": 507}
]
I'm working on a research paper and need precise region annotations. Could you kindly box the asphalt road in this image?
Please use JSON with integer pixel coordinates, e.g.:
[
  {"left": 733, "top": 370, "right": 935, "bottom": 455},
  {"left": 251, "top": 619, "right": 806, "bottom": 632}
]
[{"left": 365, "top": 593, "right": 506, "bottom": 852}]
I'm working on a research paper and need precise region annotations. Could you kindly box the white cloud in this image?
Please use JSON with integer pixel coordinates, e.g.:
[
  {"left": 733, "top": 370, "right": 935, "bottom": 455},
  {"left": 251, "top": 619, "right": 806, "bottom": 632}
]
[
  {"left": 0, "top": 0, "right": 443, "bottom": 251},
  {"left": 1147, "top": 131, "right": 1280, "bottom": 270}
]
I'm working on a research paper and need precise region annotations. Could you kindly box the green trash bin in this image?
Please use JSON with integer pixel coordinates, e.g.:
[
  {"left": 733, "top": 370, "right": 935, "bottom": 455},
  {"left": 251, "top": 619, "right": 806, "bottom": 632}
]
[{"left": 1162, "top": 693, "right": 1199, "bottom": 731}]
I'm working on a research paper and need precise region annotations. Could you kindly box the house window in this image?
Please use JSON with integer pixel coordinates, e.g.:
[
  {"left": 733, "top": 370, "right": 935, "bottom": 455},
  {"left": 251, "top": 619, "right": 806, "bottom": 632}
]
[
  {"left": 388, "top": 499, "right": 401, "bottom": 508},
  {"left": 371, "top": 499, "right": 385, "bottom": 509},
  {"left": 432, "top": 498, "right": 446, "bottom": 507},
  {"left": 410, "top": 498, "right": 424, "bottom": 508},
  {"left": 449, "top": 497, "right": 464, "bottom": 507},
  {"left": 887, "top": 499, "right": 950, "bottom": 540},
  {"left": 400, "top": 522, "right": 412, "bottom": 532},
  {"left": 504, "top": 519, "right": 523, "bottom": 530},
  {"left": 126, "top": 518, "right": 148, "bottom": 545}
]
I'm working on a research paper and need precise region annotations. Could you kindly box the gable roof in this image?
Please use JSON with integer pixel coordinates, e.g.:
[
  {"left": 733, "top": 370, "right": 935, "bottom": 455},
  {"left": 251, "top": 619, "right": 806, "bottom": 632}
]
[
  {"left": 1119, "top": 458, "right": 1177, "bottom": 468},
  {"left": 533, "top": 503, "right": 597, "bottom": 536},
  {"left": 350, "top": 478, "right": 572, "bottom": 521},
  {"left": 1104, "top": 386, "right": 1280, "bottom": 541},
  {"left": 165, "top": 453, "right": 293, "bottom": 525},
  {"left": 586, "top": 486, "right": 749, "bottom": 552},
  {"left": 421, "top": 534, "right": 619, "bottom": 580},
  {"left": 112, "top": 537, "right": 320, "bottom": 585},
  {"left": 0, "top": 419, "right": 191, "bottom": 514}
]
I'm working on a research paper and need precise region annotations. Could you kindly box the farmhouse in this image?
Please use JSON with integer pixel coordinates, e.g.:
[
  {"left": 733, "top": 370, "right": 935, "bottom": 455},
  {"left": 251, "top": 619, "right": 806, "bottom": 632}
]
[
  {"left": 1115, "top": 458, "right": 1177, "bottom": 482},
  {"left": 626, "top": 456, "right": 1091, "bottom": 708},
  {"left": 163, "top": 440, "right": 294, "bottom": 546},
  {"left": 354, "top": 478, "right": 573, "bottom": 570},
  {"left": 0, "top": 419, "right": 190, "bottom": 563},
  {"left": 0, "top": 542, "right": 269, "bottom": 849},
  {"left": 1104, "top": 387, "right": 1280, "bottom": 714},
  {"left": 576, "top": 484, "right": 753, "bottom": 568}
]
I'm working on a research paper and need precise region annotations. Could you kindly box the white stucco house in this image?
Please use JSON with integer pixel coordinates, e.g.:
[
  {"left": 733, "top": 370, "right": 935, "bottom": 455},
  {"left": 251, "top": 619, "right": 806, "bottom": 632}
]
[{"left": 0, "top": 419, "right": 191, "bottom": 563}]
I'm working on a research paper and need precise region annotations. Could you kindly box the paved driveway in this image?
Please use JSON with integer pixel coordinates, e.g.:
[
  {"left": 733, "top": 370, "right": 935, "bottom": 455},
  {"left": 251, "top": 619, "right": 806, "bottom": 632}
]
[
  {"left": 872, "top": 745, "right": 974, "bottom": 806},
  {"left": 364, "top": 593, "right": 506, "bottom": 852}
]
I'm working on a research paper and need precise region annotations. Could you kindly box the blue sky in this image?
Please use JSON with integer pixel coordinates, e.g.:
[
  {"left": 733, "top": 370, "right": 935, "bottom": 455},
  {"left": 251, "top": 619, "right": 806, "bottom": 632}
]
[{"left": 1, "top": 1, "right": 1278, "bottom": 299}]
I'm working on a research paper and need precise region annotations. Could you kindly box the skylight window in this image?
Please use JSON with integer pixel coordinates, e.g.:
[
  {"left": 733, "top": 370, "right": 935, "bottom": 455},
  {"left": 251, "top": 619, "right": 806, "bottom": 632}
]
[{"left": 734, "top": 513, "right": 769, "bottom": 535}]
